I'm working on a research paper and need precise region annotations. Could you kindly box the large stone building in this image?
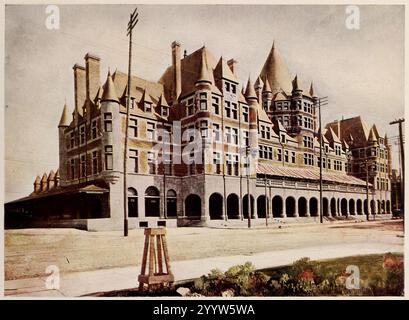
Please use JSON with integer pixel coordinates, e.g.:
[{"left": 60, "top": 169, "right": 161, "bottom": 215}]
[{"left": 5, "top": 42, "right": 393, "bottom": 230}]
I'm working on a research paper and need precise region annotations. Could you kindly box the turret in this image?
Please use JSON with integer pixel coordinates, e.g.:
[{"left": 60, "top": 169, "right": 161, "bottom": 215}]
[
  {"left": 262, "top": 75, "right": 273, "bottom": 112},
  {"left": 291, "top": 75, "right": 303, "bottom": 97},
  {"left": 58, "top": 102, "right": 70, "bottom": 185},
  {"left": 254, "top": 76, "right": 263, "bottom": 105},
  {"left": 41, "top": 173, "right": 48, "bottom": 192},
  {"left": 33, "top": 175, "right": 41, "bottom": 193},
  {"left": 244, "top": 77, "right": 259, "bottom": 176},
  {"left": 100, "top": 71, "right": 121, "bottom": 175},
  {"left": 47, "top": 170, "right": 56, "bottom": 190}
]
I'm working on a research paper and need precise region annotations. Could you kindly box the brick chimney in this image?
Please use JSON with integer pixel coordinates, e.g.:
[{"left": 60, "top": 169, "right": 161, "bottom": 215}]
[
  {"left": 227, "top": 59, "right": 237, "bottom": 75},
  {"left": 171, "top": 41, "right": 182, "bottom": 102},
  {"left": 84, "top": 53, "right": 101, "bottom": 101},
  {"left": 73, "top": 64, "right": 86, "bottom": 113}
]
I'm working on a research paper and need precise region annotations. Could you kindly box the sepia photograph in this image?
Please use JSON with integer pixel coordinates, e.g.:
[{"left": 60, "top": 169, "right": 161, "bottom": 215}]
[{"left": 2, "top": 3, "right": 405, "bottom": 301}]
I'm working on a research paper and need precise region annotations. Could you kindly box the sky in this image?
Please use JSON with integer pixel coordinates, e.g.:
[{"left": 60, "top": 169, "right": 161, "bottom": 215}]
[{"left": 4, "top": 4, "right": 405, "bottom": 202}]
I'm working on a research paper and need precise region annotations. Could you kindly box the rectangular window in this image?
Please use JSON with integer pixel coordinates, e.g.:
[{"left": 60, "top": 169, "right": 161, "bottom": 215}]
[
  {"left": 80, "top": 154, "right": 86, "bottom": 177},
  {"left": 225, "top": 126, "right": 232, "bottom": 144},
  {"left": 277, "top": 149, "right": 282, "bottom": 162},
  {"left": 105, "top": 146, "right": 113, "bottom": 170},
  {"left": 186, "top": 97, "right": 194, "bottom": 116},
  {"left": 303, "top": 136, "right": 313, "bottom": 148},
  {"left": 200, "top": 121, "right": 208, "bottom": 138},
  {"left": 129, "top": 118, "right": 138, "bottom": 137},
  {"left": 213, "top": 152, "right": 221, "bottom": 174},
  {"left": 280, "top": 134, "right": 286, "bottom": 144},
  {"left": 225, "top": 82, "right": 230, "bottom": 92},
  {"left": 129, "top": 149, "right": 138, "bottom": 173},
  {"left": 92, "top": 151, "right": 98, "bottom": 175},
  {"left": 145, "top": 103, "right": 152, "bottom": 113},
  {"left": 79, "top": 125, "right": 85, "bottom": 145},
  {"left": 70, "top": 159, "right": 75, "bottom": 179},
  {"left": 91, "top": 120, "right": 97, "bottom": 139},
  {"left": 164, "top": 153, "right": 172, "bottom": 175},
  {"left": 70, "top": 131, "right": 75, "bottom": 149},
  {"left": 291, "top": 152, "right": 296, "bottom": 163},
  {"left": 147, "top": 122, "right": 156, "bottom": 141},
  {"left": 242, "top": 130, "right": 249, "bottom": 147},
  {"left": 231, "top": 103, "right": 238, "bottom": 119},
  {"left": 212, "top": 96, "right": 220, "bottom": 115},
  {"left": 104, "top": 113, "right": 112, "bottom": 132},
  {"left": 199, "top": 92, "right": 207, "bottom": 110},
  {"left": 225, "top": 101, "right": 231, "bottom": 118},
  {"left": 284, "top": 150, "right": 289, "bottom": 163},
  {"left": 303, "top": 153, "right": 314, "bottom": 166},
  {"left": 232, "top": 128, "right": 238, "bottom": 145},
  {"left": 231, "top": 84, "right": 236, "bottom": 94},
  {"left": 213, "top": 123, "right": 221, "bottom": 142},
  {"left": 147, "top": 151, "right": 156, "bottom": 174},
  {"left": 242, "top": 106, "right": 249, "bottom": 123}
]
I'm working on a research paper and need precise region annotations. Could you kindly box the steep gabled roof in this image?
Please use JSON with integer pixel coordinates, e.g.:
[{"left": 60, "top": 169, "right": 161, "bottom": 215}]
[
  {"left": 326, "top": 116, "right": 372, "bottom": 148},
  {"left": 214, "top": 57, "right": 237, "bottom": 83},
  {"left": 159, "top": 46, "right": 219, "bottom": 100}
]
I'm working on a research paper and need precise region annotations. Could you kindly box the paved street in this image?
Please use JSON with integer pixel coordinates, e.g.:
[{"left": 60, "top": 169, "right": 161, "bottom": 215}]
[{"left": 4, "top": 219, "right": 403, "bottom": 297}]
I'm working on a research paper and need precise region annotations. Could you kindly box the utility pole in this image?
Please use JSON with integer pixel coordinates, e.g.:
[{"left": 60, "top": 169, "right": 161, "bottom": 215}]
[
  {"left": 317, "top": 97, "right": 328, "bottom": 224},
  {"left": 123, "top": 8, "right": 138, "bottom": 237},
  {"left": 264, "top": 172, "right": 268, "bottom": 227},
  {"left": 365, "top": 159, "right": 370, "bottom": 221},
  {"left": 246, "top": 145, "right": 251, "bottom": 228},
  {"left": 390, "top": 118, "right": 405, "bottom": 219}
]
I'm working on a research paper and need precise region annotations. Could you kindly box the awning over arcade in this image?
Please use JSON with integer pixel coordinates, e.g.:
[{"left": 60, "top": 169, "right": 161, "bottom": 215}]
[{"left": 257, "top": 163, "right": 370, "bottom": 187}]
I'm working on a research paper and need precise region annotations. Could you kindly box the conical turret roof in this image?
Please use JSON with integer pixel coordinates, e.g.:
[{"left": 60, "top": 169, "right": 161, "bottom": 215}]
[
  {"left": 262, "top": 76, "right": 272, "bottom": 93},
  {"left": 254, "top": 76, "right": 264, "bottom": 89},
  {"left": 309, "top": 81, "right": 317, "bottom": 98},
  {"left": 292, "top": 75, "right": 301, "bottom": 91},
  {"left": 196, "top": 48, "right": 213, "bottom": 84},
  {"left": 259, "top": 42, "right": 293, "bottom": 94},
  {"left": 41, "top": 173, "right": 48, "bottom": 182},
  {"left": 34, "top": 175, "right": 41, "bottom": 184},
  {"left": 101, "top": 71, "right": 119, "bottom": 103},
  {"left": 245, "top": 77, "right": 257, "bottom": 99},
  {"left": 58, "top": 102, "right": 71, "bottom": 127}
]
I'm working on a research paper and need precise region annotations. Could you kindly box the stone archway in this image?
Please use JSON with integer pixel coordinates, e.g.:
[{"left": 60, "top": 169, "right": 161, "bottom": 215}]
[
  {"left": 227, "top": 194, "right": 240, "bottom": 219},
  {"left": 298, "top": 197, "right": 307, "bottom": 217},
  {"left": 309, "top": 198, "right": 318, "bottom": 217},
  {"left": 286, "top": 197, "right": 296, "bottom": 217},
  {"left": 272, "top": 196, "right": 283, "bottom": 218},
  {"left": 209, "top": 193, "right": 223, "bottom": 220},
  {"left": 185, "top": 194, "right": 201, "bottom": 218}
]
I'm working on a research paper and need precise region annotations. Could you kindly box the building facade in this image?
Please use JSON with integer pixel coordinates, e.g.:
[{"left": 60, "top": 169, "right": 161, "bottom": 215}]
[{"left": 5, "top": 42, "right": 393, "bottom": 230}]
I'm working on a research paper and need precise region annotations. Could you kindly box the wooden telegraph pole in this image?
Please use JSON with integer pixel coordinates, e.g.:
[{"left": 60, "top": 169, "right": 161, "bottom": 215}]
[
  {"left": 123, "top": 8, "right": 139, "bottom": 237},
  {"left": 390, "top": 118, "right": 405, "bottom": 220}
]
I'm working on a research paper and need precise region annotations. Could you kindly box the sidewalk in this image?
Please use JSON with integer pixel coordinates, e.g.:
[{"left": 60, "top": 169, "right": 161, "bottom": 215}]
[{"left": 5, "top": 241, "right": 403, "bottom": 297}]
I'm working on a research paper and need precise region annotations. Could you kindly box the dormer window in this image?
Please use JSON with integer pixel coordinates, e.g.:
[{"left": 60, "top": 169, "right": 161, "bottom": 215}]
[
  {"left": 280, "top": 134, "right": 286, "bottom": 144},
  {"left": 144, "top": 103, "right": 152, "bottom": 113},
  {"left": 162, "top": 107, "right": 169, "bottom": 117}
]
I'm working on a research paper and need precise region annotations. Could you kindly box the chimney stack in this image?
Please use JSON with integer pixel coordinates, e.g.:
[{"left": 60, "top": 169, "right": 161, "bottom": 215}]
[
  {"left": 73, "top": 64, "right": 86, "bottom": 114},
  {"left": 227, "top": 59, "right": 237, "bottom": 75},
  {"left": 84, "top": 53, "right": 101, "bottom": 102},
  {"left": 171, "top": 41, "right": 182, "bottom": 102}
]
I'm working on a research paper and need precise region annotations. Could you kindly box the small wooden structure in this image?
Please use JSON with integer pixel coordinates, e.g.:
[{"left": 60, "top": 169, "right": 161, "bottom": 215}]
[{"left": 138, "top": 228, "right": 174, "bottom": 290}]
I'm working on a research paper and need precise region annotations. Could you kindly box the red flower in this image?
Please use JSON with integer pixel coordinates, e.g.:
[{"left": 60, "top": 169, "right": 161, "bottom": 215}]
[{"left": 299, "top": 269, "right": 315, "bottom": 280}]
